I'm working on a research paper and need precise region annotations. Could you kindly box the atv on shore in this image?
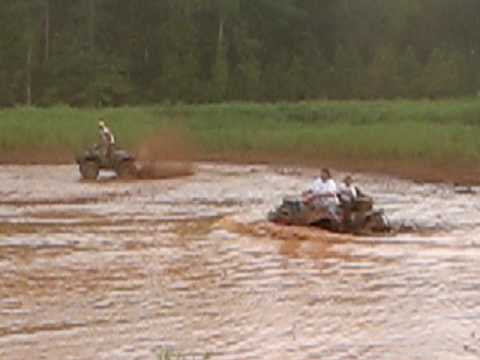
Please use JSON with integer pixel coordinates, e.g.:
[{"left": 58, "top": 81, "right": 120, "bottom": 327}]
[
  {"left": 268, "top": 193, "right": 390, "bottom": 235},
  {"left": 76, "top": 144, "right": 137, "bottom": 180}
]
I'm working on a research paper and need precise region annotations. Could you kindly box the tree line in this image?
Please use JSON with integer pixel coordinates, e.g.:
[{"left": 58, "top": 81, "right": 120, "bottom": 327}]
[{"left": 1, "top": 0, "right": 480, "bottom": 106}]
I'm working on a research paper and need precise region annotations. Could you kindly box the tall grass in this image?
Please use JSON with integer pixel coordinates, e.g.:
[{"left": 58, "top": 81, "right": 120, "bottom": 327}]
[{"left": 1, "top": 99, "right": 480, "bottom": 173}]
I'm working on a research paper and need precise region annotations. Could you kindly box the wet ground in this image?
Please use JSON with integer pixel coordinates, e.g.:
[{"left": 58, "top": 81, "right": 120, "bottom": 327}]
[{"left": 2, "top": 163, "right": 480, "bottom": 360}]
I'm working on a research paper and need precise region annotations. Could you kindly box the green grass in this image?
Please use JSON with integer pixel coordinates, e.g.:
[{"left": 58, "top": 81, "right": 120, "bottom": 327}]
[{"left": 1, "top": 99, "right": 480, "bottom": 168}]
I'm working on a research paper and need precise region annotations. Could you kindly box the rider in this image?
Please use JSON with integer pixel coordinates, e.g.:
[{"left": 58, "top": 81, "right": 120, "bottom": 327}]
[
  {"left": 303, "top": 168, "right": 341, "bottom": 222},
  {"left": 339, "top": 175, "right": 359, "bottom": 203},
  {"left": 338, "top": 175, "right": 359, "bottom": 230},
  {"left": 305, "top": 168, "right": 339, "bottom": 201},
  {"left": 98, "top": 120, "right": 115, "bottom": 158}
]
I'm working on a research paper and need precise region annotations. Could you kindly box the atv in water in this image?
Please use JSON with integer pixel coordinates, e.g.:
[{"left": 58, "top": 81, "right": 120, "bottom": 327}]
[
  {"left": 76, "top": 144, "right": 137, "bottom": 180},
  {"left": 268, "top": 193, "right": 390, "bottom": 235}
]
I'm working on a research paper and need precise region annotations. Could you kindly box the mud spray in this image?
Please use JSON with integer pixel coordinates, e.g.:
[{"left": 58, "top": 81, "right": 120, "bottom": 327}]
[{"left": 134, "top": 128, "right": 195, "bottom": 180}]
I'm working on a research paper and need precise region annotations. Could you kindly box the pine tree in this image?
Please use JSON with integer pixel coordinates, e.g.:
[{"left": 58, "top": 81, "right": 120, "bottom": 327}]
[
  {"left": 211, "top": 42, "right": 229, "bottom": 102},
  {"left": 421, "top": 48, "right": 466, "bottom": 98},
  {"left": 332, "top": 45, "right": 365, "bottom": 99},
  {"left": 368, "top": 44, "right": 401, "bottom": 98},
  {"left": 398, "top": 46, "right": 422, "bottom": 97}
]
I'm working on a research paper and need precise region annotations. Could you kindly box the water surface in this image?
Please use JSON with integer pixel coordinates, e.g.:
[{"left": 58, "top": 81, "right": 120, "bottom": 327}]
[{"left": 1, "top": 164, "right": 480, "bottom": 360}]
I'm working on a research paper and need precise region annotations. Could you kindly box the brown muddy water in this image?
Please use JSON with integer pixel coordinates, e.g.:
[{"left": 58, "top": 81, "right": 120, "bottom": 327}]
[{"left": 1, "top": 163, "right": 480, "bottom": 360}]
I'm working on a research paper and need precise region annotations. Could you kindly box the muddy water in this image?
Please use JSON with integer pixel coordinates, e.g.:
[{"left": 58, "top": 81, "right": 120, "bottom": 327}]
[{"left": 1, "top": 164, "right": 480, "bottom": 360}]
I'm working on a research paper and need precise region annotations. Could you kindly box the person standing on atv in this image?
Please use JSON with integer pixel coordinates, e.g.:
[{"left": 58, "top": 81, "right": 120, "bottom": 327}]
[{"left": 98, "top": 120, "right": 115, "bottom": 158}]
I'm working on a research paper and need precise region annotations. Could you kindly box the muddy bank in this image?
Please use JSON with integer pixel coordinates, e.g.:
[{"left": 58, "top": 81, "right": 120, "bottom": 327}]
[
  {"left": 201, "top": 151, "right": 480, "bottom": 186},
  {"left": 2, "top": 142, "right": 480, "bottom": 185},
  {"left": 0, "top": 148, "right": 73, "bottom": 165}
]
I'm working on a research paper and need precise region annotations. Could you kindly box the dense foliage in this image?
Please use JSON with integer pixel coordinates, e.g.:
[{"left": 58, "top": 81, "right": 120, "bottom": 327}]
[{"left": 2, "top": 0, "right": 480, "bottom": 106}]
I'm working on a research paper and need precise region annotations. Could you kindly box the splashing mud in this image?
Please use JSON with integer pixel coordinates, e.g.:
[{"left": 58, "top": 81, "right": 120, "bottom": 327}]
[
  {"left": 2, "top": 163, "right": 480, "bottom": 360},
  {"left": 136, "top": 128, "right": 196, "bottom": 162},
  {"left": 216, "top": 217, "right": 354, "bottom": 242},
  {"left": 133, "top": 128, "right": 196, "bottom": 180}
]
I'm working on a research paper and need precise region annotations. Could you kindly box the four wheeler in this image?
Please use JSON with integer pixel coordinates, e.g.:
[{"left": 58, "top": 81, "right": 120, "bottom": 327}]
[
  {"left": 268, "top": 193, "right": 390, "bottom": 235},
  {"left": 76, "top": 144, "right": 137, "bottom": 180}
]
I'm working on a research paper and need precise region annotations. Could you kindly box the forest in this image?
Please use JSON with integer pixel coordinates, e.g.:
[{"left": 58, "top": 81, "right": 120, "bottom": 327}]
[{"left": 1, "top": 0, "right": 480, "bottom": 106}]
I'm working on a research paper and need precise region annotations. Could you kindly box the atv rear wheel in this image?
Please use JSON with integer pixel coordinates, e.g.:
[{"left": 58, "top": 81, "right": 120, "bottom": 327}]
[
  {"left": 115, "top": 160, "right": 137, "bottom": 179},
  {"left": 79, "top": 161, "right": 99, "bottom": 180}
]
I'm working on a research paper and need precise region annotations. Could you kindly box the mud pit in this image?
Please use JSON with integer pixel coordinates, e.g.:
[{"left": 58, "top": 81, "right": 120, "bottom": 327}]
[{"left": 2, "top": 163, "right": 480, "bottom": 360}]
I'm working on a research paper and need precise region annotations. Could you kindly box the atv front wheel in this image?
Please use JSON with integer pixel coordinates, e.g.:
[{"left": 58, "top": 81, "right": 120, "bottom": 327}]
[
  {"left": 79, "top": 161, "right": 99, "bottom": 180},
  {"left": 362, "top": 212, "right": 390, "bottom": 234},
  {"left": 115, "top": 160, "right": 137, "bottom": 179}
]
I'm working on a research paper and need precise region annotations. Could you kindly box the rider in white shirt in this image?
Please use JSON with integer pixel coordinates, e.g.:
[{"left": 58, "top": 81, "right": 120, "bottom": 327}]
[
  {"left": 311, "top": 177, "right": 338, "bottom": 199},
  {"left": 303, "top": 168, "right": 341, "bottom": 223},
  {"left": 305, "top": 169, "right": 339, "bottom": 204},
  {"left": 306, "top": 168, "right": 339, "bottom": 204}
]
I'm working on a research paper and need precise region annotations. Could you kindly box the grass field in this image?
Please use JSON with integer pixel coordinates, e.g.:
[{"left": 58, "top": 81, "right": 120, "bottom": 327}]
[{"left": 1, "top": 99, "right": 480, "bottom": 182}]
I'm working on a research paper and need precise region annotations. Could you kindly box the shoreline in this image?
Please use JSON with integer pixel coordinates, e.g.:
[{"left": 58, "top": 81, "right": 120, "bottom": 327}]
[
  {"left": 2, "top": 100, "right": 480, "bottom": 185},
  {"left": 1, "top": 155, "right": 479, "bottom": 186}
]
